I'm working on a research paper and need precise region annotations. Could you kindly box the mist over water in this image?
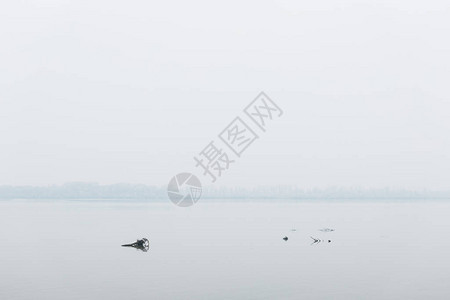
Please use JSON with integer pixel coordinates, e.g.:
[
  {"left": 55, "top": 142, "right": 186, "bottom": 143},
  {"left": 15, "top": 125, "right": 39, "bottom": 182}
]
[{"left": 1, "top": 1, "right": 450, "bottom": 298}]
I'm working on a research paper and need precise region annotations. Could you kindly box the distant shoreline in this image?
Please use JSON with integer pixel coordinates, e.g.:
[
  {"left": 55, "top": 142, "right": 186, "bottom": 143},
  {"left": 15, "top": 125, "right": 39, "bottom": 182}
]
[{"left": 1, "top": 182, "right": 450, "bottom": 201}]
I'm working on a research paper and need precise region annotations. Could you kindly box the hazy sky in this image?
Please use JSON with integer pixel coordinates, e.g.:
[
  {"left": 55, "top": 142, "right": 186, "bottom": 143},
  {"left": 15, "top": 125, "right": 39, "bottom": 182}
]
[{"left": 1, "top": 0, "right": 449, "bottom": 189}]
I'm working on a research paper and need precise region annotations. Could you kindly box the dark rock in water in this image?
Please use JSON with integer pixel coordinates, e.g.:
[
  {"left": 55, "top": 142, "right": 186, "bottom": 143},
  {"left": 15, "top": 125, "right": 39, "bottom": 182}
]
[
  {"left": 283, "top": 236, "right": 288, "bottom": 241},
  {"left": 122, "top": 238, "right": 149, "bottom": 252}
]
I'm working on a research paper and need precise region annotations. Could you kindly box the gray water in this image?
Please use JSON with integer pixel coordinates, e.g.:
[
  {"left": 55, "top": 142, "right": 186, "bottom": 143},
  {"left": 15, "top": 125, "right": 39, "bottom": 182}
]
[{"left": 1, "top": 200, "right": 450, "bottom": 300}]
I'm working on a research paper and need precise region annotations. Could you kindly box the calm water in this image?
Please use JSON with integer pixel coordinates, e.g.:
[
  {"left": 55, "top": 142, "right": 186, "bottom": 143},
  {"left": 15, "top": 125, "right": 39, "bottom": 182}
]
[{"left": 1, "top": 200, "right": 450, "bottom": 299}]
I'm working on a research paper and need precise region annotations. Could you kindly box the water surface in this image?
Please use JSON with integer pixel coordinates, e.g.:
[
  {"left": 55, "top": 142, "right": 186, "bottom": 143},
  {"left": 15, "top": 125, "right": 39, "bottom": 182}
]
[{"left": 1, "top": 200, "right": 449, "bottom": 299}]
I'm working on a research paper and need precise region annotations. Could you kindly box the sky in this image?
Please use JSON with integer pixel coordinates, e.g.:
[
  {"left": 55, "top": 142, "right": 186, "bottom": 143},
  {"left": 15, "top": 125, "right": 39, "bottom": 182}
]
[{"left": 1, "top": 0, "right": 449, "bottom": 190}]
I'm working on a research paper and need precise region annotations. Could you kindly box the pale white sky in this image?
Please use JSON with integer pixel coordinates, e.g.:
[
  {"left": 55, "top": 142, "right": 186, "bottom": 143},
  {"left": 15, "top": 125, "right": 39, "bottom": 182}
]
[{"left": 1, "top": 0, "right": 449, "bottom": 189}]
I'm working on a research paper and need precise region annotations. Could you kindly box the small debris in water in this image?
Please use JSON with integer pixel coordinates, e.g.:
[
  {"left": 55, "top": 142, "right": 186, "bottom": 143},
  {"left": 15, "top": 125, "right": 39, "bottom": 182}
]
[
  {"left": 319, "top": 228, "right": 335, "bottom": 232},
  {"left": 310, "top": 236, "right": 321, "bottom": 244},
  {"left": 310, "top": 236, "right": 332, "bottom": 245}
]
